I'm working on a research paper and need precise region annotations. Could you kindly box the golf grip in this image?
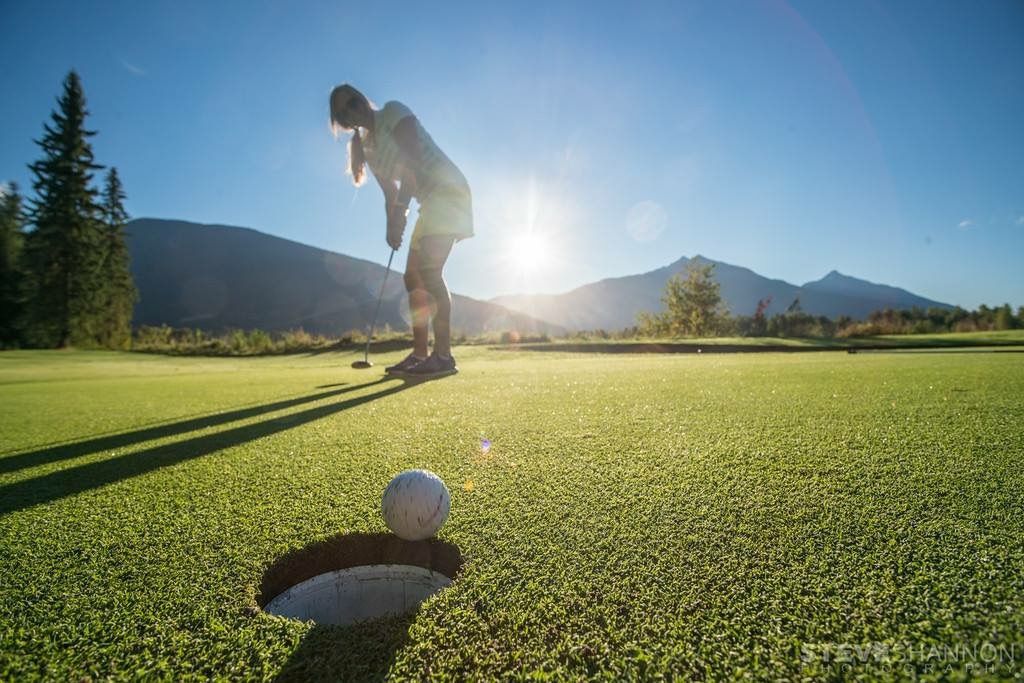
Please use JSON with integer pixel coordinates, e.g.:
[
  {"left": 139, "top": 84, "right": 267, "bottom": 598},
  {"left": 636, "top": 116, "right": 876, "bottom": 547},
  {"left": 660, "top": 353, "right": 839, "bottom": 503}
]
[{"left": 363, "top": 248, "right": 396, "bottom": 362}]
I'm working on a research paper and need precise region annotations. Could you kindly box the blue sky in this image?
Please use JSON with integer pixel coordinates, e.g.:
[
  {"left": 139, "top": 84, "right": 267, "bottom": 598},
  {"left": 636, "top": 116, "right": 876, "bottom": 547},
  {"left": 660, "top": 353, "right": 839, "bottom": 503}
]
[{"left": 1, "top": 0, "right": 1021, "bottom": 308}]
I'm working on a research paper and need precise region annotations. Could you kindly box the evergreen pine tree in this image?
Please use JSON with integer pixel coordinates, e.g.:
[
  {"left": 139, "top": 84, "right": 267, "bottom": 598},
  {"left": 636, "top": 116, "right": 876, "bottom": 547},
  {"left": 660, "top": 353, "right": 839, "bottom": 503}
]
[
  {"left": 98, "top": 168, "right": 137, "bottom": 349},
  {"left": 22, "top": 71, "right": 105, "bottom": 347},
  {"left": 663, "top": 262, "right": 728, "bottom": 336},
  {"left": 0, "top": 183, "right": 25, "bottom": 346},
  {"left": 637, "top": 261, "right": 729, "bottom": 337}
]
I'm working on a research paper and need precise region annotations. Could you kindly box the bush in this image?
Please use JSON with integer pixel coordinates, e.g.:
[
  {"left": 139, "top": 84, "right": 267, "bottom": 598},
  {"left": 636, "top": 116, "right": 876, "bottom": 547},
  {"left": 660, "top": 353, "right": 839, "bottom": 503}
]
[
  {"left": 135, "top": 325, "right": 174, "bottom": 349},
  {"left": 131, "top": 326, "right": 381, "bottom": 356}
]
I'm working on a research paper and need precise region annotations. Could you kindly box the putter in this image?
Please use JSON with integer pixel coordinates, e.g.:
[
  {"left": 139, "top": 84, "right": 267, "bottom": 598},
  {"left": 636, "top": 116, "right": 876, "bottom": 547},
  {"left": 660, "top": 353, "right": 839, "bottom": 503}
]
[{"left": 352, "top": 248, "right": 396, "bottom": 369}]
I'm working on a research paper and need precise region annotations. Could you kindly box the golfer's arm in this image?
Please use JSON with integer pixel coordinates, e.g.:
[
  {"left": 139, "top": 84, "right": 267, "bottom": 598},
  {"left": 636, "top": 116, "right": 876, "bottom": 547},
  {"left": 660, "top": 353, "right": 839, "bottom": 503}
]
[
  {"left": 393, "top": 116, "right": 422, "bottom": 208},
  {"left": 373, "top": 171, "right": 398, "bottom": 209},
  {"left": 396, "top": 167, "right": 416, "bottom": 210}
]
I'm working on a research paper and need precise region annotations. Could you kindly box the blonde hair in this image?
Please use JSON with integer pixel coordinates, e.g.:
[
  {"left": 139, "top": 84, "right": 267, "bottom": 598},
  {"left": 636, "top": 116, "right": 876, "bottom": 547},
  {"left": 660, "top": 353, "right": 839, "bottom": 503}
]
[{"left": 329, "top": 84, "right": 374, "bottom": 187}]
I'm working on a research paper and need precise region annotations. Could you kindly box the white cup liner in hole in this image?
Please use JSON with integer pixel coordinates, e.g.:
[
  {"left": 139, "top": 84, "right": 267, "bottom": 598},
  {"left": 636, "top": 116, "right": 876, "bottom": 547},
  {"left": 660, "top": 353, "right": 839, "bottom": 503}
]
[{"left": 263, "top": 564, "right": 452, "bottom": 626}]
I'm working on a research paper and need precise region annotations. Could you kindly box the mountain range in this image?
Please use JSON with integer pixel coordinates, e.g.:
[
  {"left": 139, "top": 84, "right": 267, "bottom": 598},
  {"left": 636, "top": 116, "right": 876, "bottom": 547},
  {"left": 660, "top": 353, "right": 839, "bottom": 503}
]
[
  {"left": 126, "top": 219, "right": 952, "bottom": 335},
  {"left": 492, "top": 255, "right": 953, "bottom": 331},
  {"left": 126, "top": 219, "right": 561, "bottom": 336}
]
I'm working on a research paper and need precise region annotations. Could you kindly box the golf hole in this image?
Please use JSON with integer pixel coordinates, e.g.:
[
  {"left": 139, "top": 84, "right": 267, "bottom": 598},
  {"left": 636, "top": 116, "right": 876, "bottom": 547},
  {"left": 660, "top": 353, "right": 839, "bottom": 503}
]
[{"left": 257, "top": 532, "right": 462, "bottom": 627}]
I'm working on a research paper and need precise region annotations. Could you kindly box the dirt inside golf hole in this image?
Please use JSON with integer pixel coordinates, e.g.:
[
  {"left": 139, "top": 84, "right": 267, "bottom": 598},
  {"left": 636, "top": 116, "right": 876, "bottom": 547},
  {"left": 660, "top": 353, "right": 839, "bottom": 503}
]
[{"left": 257, "top": 532, "right": 463, "bottom": 626}]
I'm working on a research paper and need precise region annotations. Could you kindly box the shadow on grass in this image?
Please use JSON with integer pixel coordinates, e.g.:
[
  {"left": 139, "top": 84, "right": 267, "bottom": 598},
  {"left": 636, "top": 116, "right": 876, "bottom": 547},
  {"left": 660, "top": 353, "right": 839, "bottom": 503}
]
[
  {"left": 0, "top": 378, "right": 412, "bottom": 516},
  {"left": 853, "top": 336, "right": 1024, "bottom": 348},
  {"left": 273, "top": 614, "right": 415, "bottom": 682},
  {"left": 259, "top": 532, "right": 464, "bottom": 607},
  {"left": 492, "top": 342, "right": 842, "bottom": 354},
  {"left": 262, "top": 532, "right": 463, "bottom": 683},
  {"left": 848, "top": 348, "right": 1024, "bottom": 354},
  {"left": 492, "top": 338, "right": 1024, "bottom": 354},
  {"left": 0, "top": 380, "right": 398, "bottom": 473}
]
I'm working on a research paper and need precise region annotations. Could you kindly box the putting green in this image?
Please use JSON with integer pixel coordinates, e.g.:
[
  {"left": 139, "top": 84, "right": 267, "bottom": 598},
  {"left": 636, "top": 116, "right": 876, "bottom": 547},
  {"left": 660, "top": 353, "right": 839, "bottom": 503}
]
[{"left": 1, "top": 348, "right": 1022, "bottom": 679}]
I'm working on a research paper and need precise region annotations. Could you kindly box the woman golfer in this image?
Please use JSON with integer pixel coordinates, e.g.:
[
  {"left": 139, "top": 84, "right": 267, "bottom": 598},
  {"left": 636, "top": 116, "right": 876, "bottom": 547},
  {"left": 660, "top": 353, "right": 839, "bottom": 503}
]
[{"left": 330, "top": 84, "right": 473, "bottom": 377}]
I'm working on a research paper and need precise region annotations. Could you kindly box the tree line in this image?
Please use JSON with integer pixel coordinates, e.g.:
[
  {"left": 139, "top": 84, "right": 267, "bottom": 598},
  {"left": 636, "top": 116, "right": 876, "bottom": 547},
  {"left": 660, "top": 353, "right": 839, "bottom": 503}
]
[
  {"left": 638, "top": 262, "right": 1023, "bottom": 339},
  {"left": 0, "top": 71, "right": 136, "bottom": 349}
]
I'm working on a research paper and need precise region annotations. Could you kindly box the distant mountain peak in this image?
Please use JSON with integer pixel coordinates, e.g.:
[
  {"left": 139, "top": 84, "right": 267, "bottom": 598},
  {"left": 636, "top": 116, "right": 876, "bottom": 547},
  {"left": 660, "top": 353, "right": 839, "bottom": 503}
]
[
  {"left": 804, "top": 270, "right": 890, "bottom": 291},
  {"left": 490, "top": 253, "right": 953, "bottom": 331},
  {"left": 818, "top": 269, "right": 867, "bottom": 282}
]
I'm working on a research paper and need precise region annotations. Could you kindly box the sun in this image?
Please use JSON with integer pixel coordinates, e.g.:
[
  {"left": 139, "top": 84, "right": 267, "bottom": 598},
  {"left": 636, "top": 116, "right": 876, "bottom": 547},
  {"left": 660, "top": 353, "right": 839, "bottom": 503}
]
[
  {"left": 488, "top": 177, "right": 572, "bottom": 287},
  {"left": 508, "top": 232, "right": 551, "bottom": 274}
]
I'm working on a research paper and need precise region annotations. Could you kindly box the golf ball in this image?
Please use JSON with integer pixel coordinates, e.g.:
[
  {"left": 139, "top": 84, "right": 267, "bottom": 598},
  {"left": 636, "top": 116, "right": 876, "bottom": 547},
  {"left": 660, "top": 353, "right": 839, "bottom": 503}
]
[{"left": 381, "top": 469, "right": 451, "bottom": 541}]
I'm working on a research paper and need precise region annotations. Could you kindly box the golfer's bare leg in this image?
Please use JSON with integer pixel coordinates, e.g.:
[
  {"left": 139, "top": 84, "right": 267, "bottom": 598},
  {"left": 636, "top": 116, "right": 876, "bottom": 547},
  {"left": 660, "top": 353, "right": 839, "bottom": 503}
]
[
  {"left": 419, "top": 235, "right": 456, "bottom": 358},
  {"left": 404, "top": 249, "right": 430, "bottom": 358},
  {"left": 430, "top": 278, "right": 452, "bottom": 358}
]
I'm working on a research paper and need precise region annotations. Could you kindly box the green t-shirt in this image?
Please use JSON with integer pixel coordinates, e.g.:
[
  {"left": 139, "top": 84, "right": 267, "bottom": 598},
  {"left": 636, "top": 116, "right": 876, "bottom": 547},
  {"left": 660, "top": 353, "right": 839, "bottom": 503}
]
[{"left": 363, "top": 101, "right": 467, "bottom": 199}]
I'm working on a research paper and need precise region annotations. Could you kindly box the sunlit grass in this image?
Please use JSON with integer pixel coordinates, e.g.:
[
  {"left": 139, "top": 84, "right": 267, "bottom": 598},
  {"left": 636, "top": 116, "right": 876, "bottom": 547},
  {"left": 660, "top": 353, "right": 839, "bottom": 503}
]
[{"left": 1, "top": 348, "right": 1022, "bottom": 679}]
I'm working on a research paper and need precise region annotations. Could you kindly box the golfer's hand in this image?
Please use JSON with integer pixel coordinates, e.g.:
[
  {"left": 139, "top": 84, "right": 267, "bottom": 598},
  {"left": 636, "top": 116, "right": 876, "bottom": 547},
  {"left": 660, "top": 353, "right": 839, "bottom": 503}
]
[
  {"left": 386, "top": 204, "right": 407, "bottom": 250},
  {"left": 386, "top": 227, "right": 403, "bottom": 250}
]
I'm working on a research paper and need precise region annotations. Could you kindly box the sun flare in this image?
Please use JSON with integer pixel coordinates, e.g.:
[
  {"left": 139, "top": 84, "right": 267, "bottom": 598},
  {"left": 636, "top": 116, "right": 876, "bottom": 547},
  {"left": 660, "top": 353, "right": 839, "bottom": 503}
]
[
  {"left": 487, "top": 176, "right": 575, "bottom": 289},
  {"left": 508, "top": 233, "right": 550, "bottom": 274}
]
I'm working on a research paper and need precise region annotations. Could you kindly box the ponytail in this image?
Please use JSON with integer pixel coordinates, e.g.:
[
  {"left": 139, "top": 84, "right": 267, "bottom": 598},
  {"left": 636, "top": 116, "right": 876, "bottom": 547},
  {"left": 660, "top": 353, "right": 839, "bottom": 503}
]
[
  {"left": 349, "top": 128, "right": 366, "bottom": 187},
  {"left": 329, "top": 83, "right": 373, "bottom": 188}
]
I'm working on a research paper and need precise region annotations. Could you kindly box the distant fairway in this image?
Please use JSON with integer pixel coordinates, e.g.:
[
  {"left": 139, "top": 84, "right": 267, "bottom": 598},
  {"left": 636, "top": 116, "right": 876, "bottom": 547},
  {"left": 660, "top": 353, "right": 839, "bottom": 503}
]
[{"left": 1, "top": 347, "right": 1022, "bottom": 680}]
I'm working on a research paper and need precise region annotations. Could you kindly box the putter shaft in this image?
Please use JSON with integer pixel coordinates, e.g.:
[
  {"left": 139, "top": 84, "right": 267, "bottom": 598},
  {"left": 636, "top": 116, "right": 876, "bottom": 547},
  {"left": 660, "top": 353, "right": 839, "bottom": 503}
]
[{"left": 361, "top": 249, "right": 396, "bottom": 364}]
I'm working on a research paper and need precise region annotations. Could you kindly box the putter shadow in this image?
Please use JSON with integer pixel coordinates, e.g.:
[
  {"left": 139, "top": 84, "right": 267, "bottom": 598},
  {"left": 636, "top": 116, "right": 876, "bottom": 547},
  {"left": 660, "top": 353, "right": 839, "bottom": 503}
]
[
  {"left": 0, "top": 380, "right": 384, "bottom": 475},
  {"left": 0, "top": 378, "right": 411, "bottom": 516}
]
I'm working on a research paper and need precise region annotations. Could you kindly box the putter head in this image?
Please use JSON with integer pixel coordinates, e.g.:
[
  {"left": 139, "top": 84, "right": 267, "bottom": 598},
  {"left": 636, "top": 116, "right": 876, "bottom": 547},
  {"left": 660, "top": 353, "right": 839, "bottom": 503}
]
[{"left": 351, "top": 360, "right": 374, "bottom": 369}]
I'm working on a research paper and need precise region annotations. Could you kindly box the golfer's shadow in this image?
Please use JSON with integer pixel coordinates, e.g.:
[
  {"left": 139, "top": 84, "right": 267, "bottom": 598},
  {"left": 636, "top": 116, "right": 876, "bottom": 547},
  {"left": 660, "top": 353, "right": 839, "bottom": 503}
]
[
  {"left": 0, "top": 377, "right": 413, "bottom": 516},
  {"left": 263, "top": 532, "right": 464, "bottom": 682}
]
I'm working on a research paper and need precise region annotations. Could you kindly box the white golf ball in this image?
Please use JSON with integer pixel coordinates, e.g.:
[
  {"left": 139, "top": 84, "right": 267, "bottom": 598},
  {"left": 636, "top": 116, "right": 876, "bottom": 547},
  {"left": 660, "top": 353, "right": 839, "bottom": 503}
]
[{"left": 381, "top": 469, "right": 451, "bottom": 541}]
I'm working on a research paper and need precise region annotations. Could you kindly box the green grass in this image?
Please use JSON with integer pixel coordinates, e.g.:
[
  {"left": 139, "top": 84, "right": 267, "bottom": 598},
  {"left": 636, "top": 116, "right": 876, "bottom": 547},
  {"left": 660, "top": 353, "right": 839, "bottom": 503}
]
[{"left": 1, "top": 347, "right": 1022, "bottom": 680}]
